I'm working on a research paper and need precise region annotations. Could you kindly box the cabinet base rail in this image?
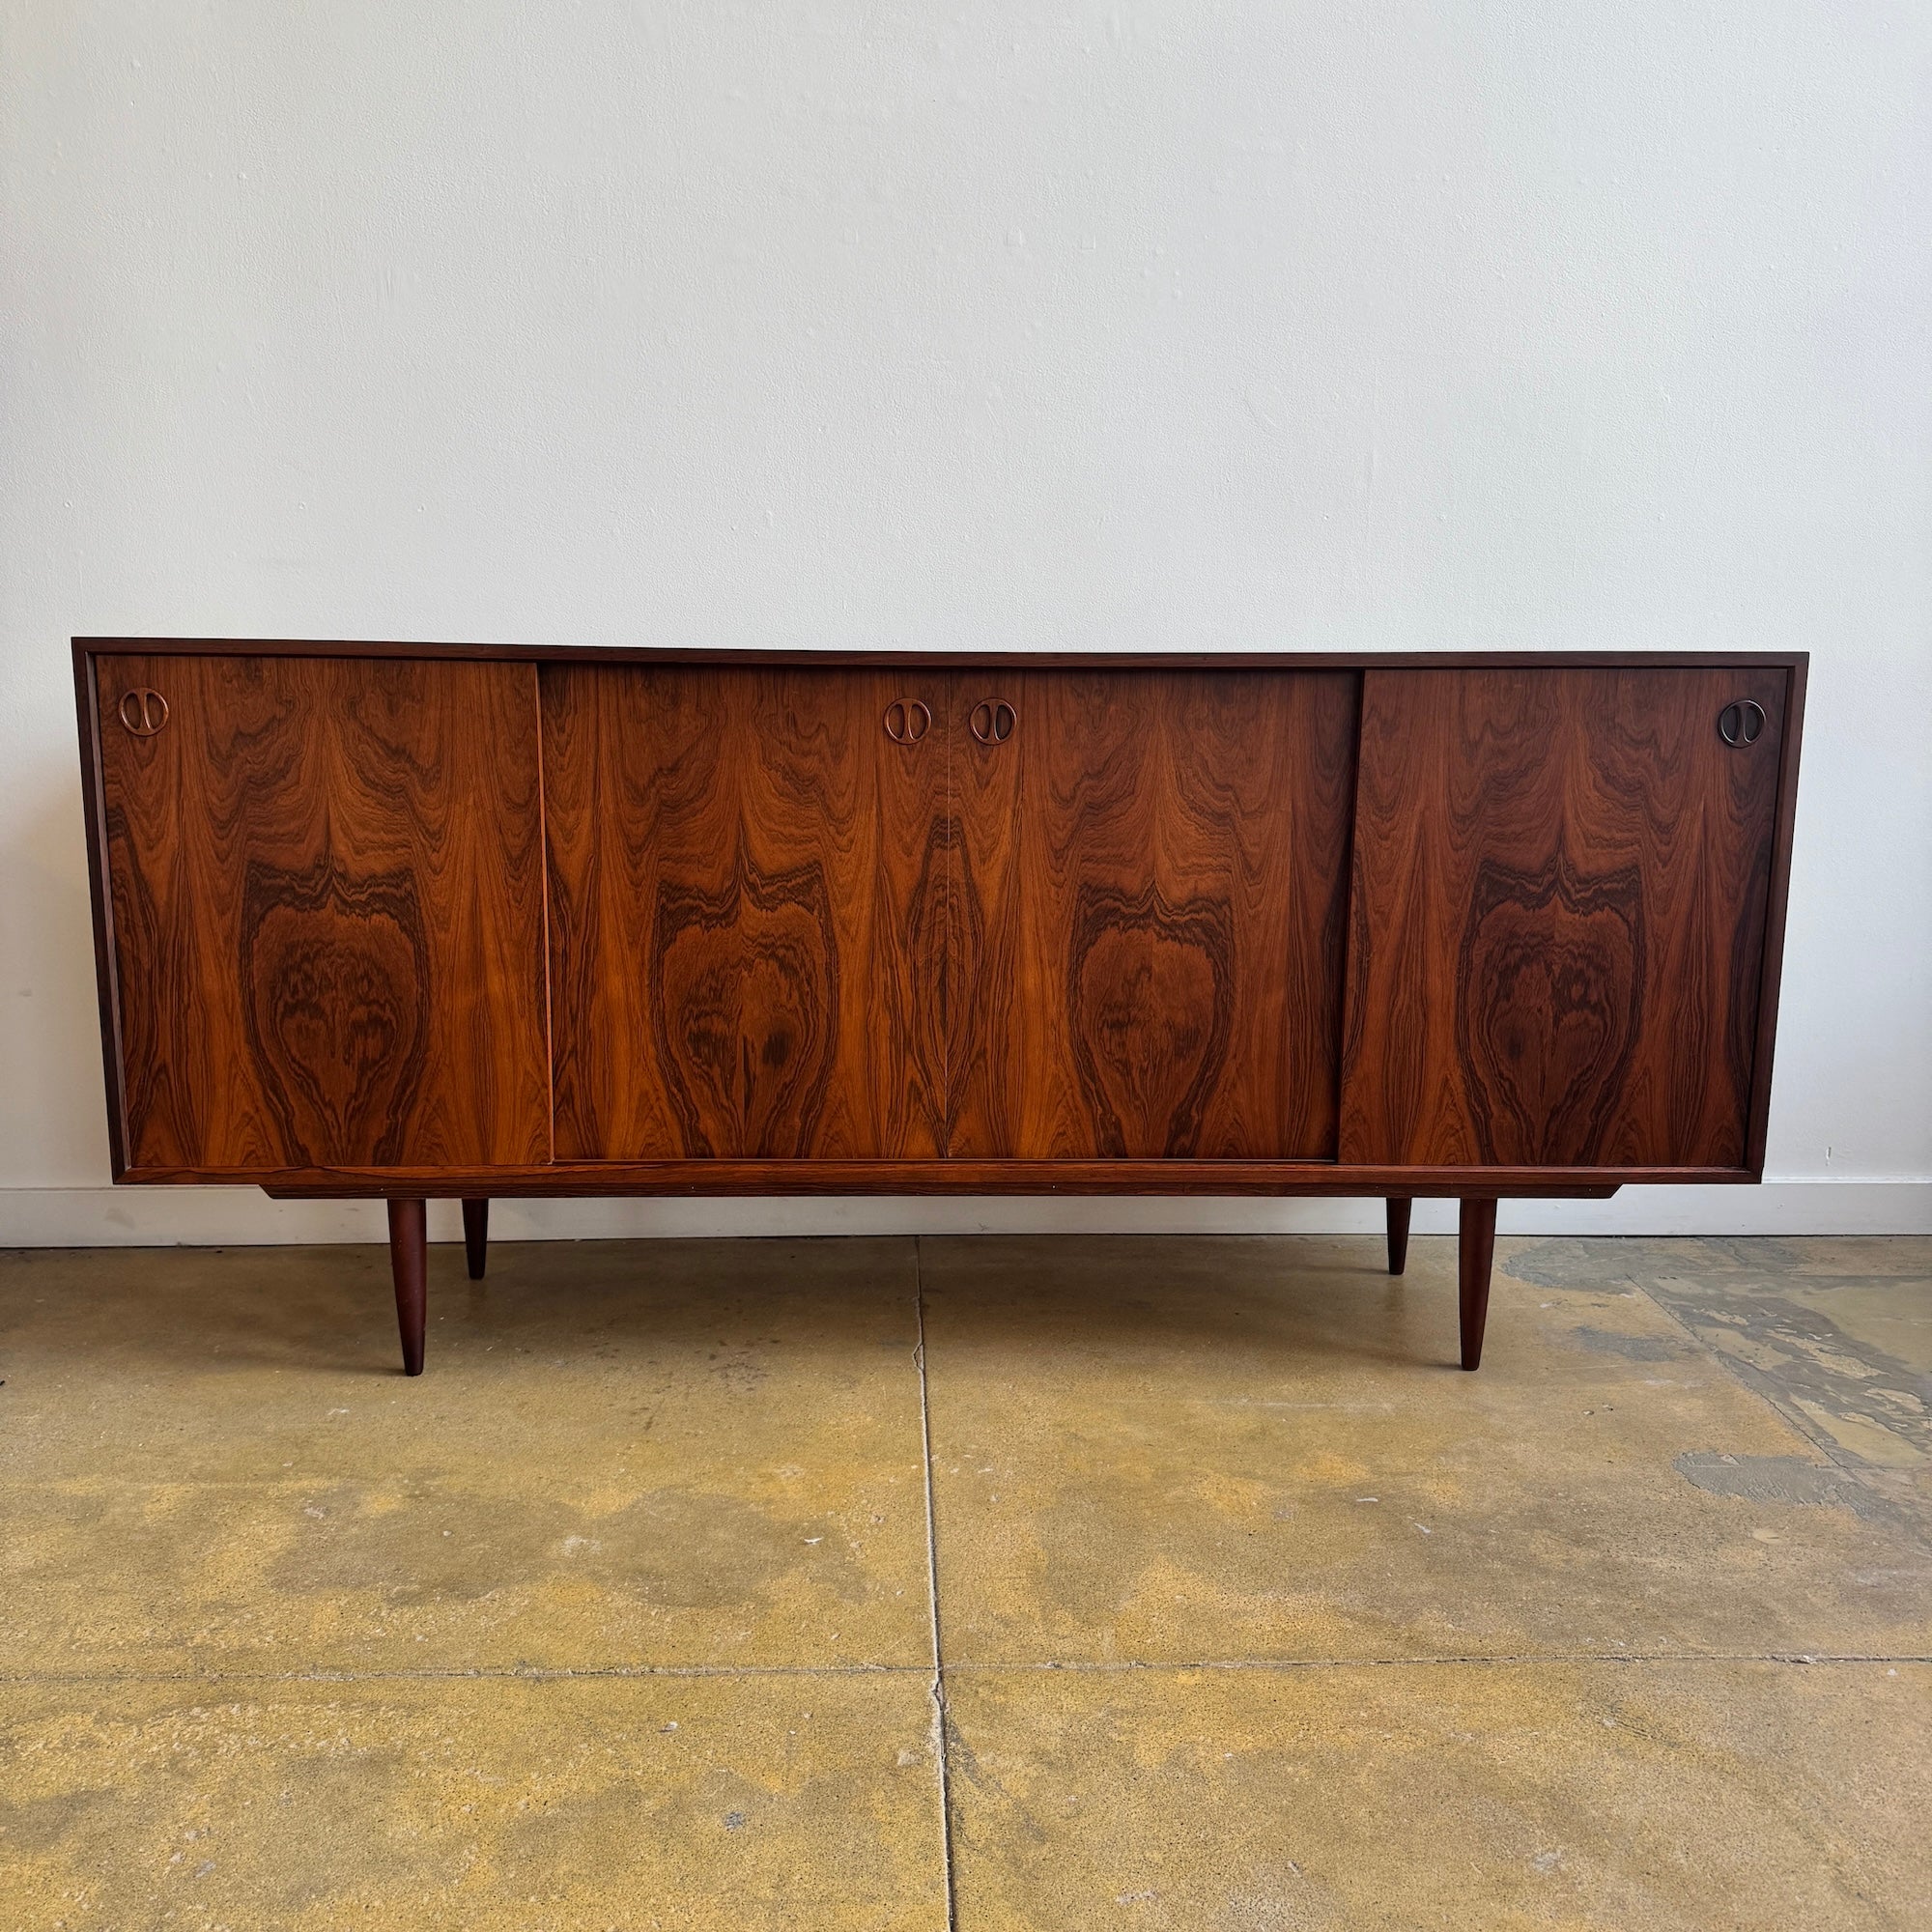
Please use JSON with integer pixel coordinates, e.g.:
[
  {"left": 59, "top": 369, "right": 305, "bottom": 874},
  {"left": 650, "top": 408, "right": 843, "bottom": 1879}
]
[{"left": 380, "top": 1192, "right": 1514, "bottom": 1377}]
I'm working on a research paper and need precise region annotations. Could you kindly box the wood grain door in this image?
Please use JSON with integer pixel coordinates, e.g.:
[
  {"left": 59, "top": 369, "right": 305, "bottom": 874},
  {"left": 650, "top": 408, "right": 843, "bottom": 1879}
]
[
  {"left": 1339, "top": 667, "right": 1789, "bottom": 1169},
  {"left": 542, "top": 665, "right": 949, "bottom": 1159},
  {"left": 93, "top": 654, "right": 553, "bottom": 1172},
  {"left": 948, "top": 669, "right": 1359, "bottom": 1159}
]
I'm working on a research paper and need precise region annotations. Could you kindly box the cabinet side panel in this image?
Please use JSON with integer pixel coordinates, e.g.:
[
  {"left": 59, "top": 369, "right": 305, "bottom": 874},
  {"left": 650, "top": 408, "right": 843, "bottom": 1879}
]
[
  {"left": 1744, "top": 659, "right": 1806, "bottom": 1174},
  {"left": 74, "top": 647, "right": 130, "bottom": 1174},
  {"left": 1339, "top": 666, "right": 1787, "bottom": 1169},
  {"left": 541, "top": 664, "right": 948, "bottom": 1159},
  {"left": 94, "top": 654, "right": 552, "bottom": 1171},
  {"left": 951, "top": 668, "right": 1358, "bottom": 1159}
]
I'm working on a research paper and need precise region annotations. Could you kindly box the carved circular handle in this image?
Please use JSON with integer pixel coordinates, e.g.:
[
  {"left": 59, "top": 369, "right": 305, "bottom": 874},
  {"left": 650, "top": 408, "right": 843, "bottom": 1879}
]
[
  {"left": 883, "top": 697, "right": 931, "bottom": 746},
  {"left": 118, "top": 688, "right": 169, "bottom": 737},
  {"left": 1718, "top": 698, "right": 1766, "bottom": 748},
  {"left": 969, "top": 697, "right": 1016, "bottom": 746}
]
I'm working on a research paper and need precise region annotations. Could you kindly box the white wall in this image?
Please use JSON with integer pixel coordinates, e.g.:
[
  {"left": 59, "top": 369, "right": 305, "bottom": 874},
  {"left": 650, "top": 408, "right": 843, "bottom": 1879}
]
[{"left": 3, "top": 1, "right": 1927, "bottom": 1243}]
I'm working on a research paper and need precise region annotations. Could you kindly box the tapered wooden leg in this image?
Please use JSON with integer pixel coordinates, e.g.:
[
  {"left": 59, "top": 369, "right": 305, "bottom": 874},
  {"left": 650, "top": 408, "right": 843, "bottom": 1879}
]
[
  {"left": 1458, "top": 1197, "right": 1498, "bottom": 1372},
  {"left": 462, "top": 1197, "right": 490, "bottom": 1281},
  {"left": 1385, "top": 1197, "right": 1412, "bottom": 1276},
  {"left": 387, "top": 1198, "right": 427, "bottom": 1377}
]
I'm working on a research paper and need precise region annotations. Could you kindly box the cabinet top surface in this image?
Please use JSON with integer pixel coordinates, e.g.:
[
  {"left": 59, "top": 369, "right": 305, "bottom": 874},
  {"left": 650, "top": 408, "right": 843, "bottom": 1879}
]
[{"left": 74, "top": 639, "right": 1808, "bottom": 671}]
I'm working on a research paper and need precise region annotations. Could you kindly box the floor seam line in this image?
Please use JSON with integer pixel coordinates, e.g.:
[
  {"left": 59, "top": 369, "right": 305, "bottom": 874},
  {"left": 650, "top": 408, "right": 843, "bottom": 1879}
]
[
  {"left": 914, "top": 1234, "right": 958, "bottom": 1932},
  {"left": 930, "top": 1652, "right": 1932, "bottom": 1673},
  {"left": 7, "top": 1654, "right": 1924, "bottom": 1685},
  {"left": 3, "top": 1654, "right": 1925, "bottom": 1690},
  {"left": 0, "top": 1664, "right": 936, "bottom": 1687}
]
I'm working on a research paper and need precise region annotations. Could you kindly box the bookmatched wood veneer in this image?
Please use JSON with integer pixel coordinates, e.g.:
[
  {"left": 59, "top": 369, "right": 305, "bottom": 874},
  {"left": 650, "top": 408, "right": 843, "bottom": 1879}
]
[
  {"left": 87, "top": 653, "right": 552, "bottom": 1174},
  {"left": 542, "top": 663, "right": 950, "bottom": 1161},
  {"left": 1341, "top": 666, "right": 1788, "bottom": 1170},
  {"left": 948, "top": 668, "right": 1357, "bottom": 1160}
]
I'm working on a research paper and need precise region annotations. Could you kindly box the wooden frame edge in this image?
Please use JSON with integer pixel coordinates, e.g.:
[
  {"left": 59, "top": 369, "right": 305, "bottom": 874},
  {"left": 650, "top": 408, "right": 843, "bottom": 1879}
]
[
  {"left": 72, "top": 643, "right": 130, "bottom": 1179},
  {"left": 71, "top": 638, "right": 1813, "bottom": 672},
  {"left": 1744, "top": 654, "right": 1808, "bottom": 1176},
  {"left": 104, "top": 1154, "right": 1766, "bottom": 1198},
  {"left": 240, "top": 1172, "right": 1639, "bottom": 1201}
]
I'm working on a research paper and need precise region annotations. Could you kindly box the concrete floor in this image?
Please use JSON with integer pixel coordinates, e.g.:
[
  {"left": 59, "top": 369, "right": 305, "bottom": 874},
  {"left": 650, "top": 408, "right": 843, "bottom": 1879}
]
[{"left": 1, "top": 1232, "right": 1927, "bottom": 1929}]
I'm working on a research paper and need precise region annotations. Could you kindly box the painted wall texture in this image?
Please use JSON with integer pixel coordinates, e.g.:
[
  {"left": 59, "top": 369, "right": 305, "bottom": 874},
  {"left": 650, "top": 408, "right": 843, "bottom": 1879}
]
[{"left": 2, "top": 2, "right": 1927, "bottom": 1239}]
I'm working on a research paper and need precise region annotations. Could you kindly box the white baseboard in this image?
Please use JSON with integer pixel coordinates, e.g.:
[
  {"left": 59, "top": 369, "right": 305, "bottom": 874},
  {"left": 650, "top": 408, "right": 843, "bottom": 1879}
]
[{"left": 0, "top": 1179, "right": 1926, "bottom": 1246}]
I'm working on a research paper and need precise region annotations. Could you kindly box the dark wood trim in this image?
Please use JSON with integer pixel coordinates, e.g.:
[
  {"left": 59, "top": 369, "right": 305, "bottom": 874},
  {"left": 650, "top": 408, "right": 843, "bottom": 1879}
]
[
  {"left": 530, "top": 662, "right": 557, "bottom": 1163},
  {"left": 1744, "top": 657, "right": 1807, "bottom": 1176},
  {"left": 386, "top": 1198, "right": 427, "bottom": 1376},
  {"left": 71, "top": 643, "right": 130, "bottom": 1179},
  {"left": 1328, "top": 669, "right": 1366, "bottom": 1148},
  {"left": 74, "top": 639, "right": 1811, "bottom": 673},
  {"left": 100, "top": 1156, "right": 1744, "bottom": 1198},
  {"left": 1457, "top": 1198, "right": 1498, "bottom": 1371},
  {"left": 1385, "top": 1198, "right": 1411, "bottom": 1275},
  {"left": 462, "top": 1198, "right": 490, "bottom": 1280}
]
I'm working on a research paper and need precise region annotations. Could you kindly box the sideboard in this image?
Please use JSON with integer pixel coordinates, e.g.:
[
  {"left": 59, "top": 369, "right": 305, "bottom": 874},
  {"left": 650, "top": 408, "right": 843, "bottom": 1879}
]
[{"left": 73, "top": 642, "right": 1805, "bottom": 1375}]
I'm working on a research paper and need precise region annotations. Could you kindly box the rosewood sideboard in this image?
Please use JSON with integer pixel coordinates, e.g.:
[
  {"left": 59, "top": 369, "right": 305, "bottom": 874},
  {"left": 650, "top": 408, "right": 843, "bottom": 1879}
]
[{"left": 73, "top": 642, "right": 1804, "bottom": 1375}]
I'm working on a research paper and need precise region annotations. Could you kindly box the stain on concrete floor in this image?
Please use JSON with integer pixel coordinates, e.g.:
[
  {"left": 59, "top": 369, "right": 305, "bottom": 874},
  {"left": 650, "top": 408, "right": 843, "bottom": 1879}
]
[
  {"left": 1672, "top": 1448, "right": 1890, "bottom": 1517},
  {"left": 1514, "top": 1235, "right": 1932, "bottom": 1541},
  {"left": 1, "top": 1233, "right": 1927, "bottom": 1927}
]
